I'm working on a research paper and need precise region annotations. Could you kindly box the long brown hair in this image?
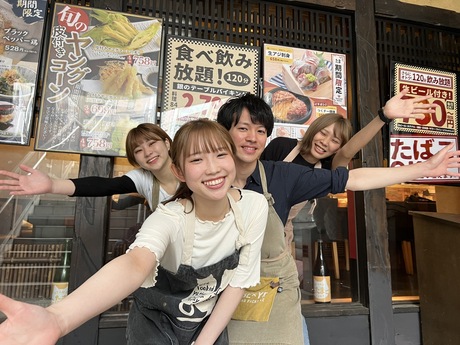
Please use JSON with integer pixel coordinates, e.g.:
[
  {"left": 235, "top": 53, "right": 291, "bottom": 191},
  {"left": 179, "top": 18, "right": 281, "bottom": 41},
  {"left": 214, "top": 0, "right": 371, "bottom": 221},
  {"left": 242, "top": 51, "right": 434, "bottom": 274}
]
[
  {"left": 168, "top": 119, "right": 236, "bottom": 206},
  {"left": 125, "top": 123, "right": 173, "bottom": 167},
  {"left": 299, "top": 113, "right": 352, "bottom": 156}
]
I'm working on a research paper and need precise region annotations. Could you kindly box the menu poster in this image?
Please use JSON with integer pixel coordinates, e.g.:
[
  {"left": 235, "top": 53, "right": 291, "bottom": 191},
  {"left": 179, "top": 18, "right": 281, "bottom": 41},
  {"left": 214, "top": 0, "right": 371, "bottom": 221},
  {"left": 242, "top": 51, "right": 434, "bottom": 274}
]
[
  {"left": 161, "top": 35, "right": 260, "bottom": 138},
  {"left": 35, "top": 4, "right": 162, "bottom": 156},
  {"left": 390, "top": 62, "right": 459, "bottom": 182},
  {"left": 263, "top": 44, "right": 347, "bottom": 140},
  {"left": 0, "top": 0, "right": 47, "bottom": 145},
  {"left": 263, "top": 44, "right": 347, "bottom": 142}
]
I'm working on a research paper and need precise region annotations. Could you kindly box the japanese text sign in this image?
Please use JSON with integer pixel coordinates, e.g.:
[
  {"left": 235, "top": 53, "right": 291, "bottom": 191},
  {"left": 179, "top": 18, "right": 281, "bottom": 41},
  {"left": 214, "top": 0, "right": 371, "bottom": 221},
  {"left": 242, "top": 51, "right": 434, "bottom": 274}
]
[
  {"left": 389, "top": 135, "right": 458, "bottom": 182},
  {"left": 262, "top": 44, "right": 347, "bottom": 142},
  {"left": 393, "top": 63, "right": 457, "bottom": 136},
  {"left": 35, "top": 4, "right": 162, "bottom": 156},
  {"left": 0, "top": 0, "right": 47, "bottom": 145},
  {"left": 390, "top": 62, "right": 458, "bottom": 182},
  {"left": 161, "top": 36, "right": 260, "bottom": 138}
]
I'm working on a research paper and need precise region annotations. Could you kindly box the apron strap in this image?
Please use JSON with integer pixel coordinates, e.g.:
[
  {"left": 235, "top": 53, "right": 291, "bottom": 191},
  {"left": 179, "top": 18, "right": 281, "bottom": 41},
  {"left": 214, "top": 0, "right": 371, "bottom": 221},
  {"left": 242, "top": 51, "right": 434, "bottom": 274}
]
[
  {"left": 151, "top": 174, "right": 160, "bottom": 211},
  {"left": 228, "top": 190, "right": 247, "bottom": 250},
  {"left": 257, "top": 161, "right": 292, "bottom": 262},
  {"left": 257, "top": 161, "right": 275, "bottom": 208},
  {"left": 183, "top": 199, "right": 196, "bottom": 266},
  {"left": 283, "top": 142, "right": 301, "bottom": 163}
]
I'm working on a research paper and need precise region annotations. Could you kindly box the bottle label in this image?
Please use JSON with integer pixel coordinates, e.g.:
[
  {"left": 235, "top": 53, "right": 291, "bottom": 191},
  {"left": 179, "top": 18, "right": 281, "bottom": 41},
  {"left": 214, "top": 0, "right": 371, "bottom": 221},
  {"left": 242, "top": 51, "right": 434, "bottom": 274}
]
[
  {"left": 313, "top": 276, "right": 331, "bottom": 302},
  {"left": 51, "top": 282, "right": 69, "bottom": 304}
]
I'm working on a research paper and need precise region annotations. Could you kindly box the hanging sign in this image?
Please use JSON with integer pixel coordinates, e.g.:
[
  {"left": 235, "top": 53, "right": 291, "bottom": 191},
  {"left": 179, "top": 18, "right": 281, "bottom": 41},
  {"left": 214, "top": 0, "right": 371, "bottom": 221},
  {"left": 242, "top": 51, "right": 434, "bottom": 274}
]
[
  {"left": 263, "top": 44, "right": 347, "bottom": 142},
  {"left": 160, "top": 35, "right": 260, "bottom": 138},
  {"left": 390, "top": 62, "right": 458, "bottom": 182},
  {"left": 0, "top": 0, "right": 47, "bottom": 145},
  {"left": 35, "top": 4, "right": 162, "bottom": 156}
]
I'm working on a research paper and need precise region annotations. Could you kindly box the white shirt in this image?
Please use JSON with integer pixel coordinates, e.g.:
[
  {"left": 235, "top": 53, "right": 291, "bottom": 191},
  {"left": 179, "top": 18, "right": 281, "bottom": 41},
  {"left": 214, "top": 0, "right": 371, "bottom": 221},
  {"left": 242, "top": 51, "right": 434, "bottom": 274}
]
[
  {"left": 126, "top": 168, "right": 174, "bottom": 209},
  {"left": 128, "top": 189, "right": 268, "bottom": 290}
]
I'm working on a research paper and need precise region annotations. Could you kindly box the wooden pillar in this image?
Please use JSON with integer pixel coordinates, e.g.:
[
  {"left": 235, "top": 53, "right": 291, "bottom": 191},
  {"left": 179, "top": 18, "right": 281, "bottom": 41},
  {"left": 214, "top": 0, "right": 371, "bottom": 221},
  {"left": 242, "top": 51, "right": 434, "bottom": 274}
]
[
  {"left": 63, "top": 155, "right": 113, "bottom": 345},
  {"left": 354, "top": 0, "right": 395, "bottom": 344}
]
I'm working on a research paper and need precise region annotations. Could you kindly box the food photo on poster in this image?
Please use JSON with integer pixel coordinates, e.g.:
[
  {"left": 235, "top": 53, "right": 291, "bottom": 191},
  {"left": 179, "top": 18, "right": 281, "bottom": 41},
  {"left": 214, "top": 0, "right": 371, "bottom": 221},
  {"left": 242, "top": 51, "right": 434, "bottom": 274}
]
[
  {"left": 263, "top": 44, "right": 347, "bottom": 143},
  {"left": 0, "top": 0, "right": 47, "bottom": 145},
  {"left": 34, "top": 4, "right": 162, "bottom": 156},
  {"left": 263, "top": 88, "right": 312, "bottom": 124}
]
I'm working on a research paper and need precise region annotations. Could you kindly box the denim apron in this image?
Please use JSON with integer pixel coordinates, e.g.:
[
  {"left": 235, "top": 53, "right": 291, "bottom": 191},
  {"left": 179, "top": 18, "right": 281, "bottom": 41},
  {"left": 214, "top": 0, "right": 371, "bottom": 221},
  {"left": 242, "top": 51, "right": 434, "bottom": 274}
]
[
  {"left": 228, "top": 161, "right": 303, "bottom": 345},
  {"left": 127, "top": 194, "right": 247, "bottom": 345}
]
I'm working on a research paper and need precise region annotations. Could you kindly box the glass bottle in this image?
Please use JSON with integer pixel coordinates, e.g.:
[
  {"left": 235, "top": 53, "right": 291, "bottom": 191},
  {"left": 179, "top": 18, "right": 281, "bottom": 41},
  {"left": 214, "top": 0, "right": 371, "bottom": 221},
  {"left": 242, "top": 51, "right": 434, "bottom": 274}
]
[
  {"left": 51, "top": 239, "right": 71, "bottom": 304},
  {"left": 313, "top": 239, "right": 331, "bottom": 303}
]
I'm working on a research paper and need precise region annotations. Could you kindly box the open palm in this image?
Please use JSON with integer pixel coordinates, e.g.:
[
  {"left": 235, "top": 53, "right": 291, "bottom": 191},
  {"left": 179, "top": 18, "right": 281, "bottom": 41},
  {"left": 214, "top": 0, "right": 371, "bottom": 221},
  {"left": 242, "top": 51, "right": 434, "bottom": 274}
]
[{"left": 0, "top": 294, "right": 62, "bottom": 345}]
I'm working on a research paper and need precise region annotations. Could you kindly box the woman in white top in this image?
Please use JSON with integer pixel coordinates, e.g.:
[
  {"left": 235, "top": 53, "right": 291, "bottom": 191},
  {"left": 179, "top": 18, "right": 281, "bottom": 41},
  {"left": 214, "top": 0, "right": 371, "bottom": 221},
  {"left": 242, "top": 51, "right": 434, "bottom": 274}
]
[
  {"left": 0, "top": 123, "right": 179, "bottom": 210},
  {"left": 0, "top": 119, "right": 268, "bottom": 345}
]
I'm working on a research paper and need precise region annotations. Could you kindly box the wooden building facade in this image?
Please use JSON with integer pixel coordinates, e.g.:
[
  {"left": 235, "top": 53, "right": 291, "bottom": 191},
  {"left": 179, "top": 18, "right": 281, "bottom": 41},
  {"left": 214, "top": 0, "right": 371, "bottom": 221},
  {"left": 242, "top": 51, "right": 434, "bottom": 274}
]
[{"left": 1, "top": 0, "right": 459, "bottom": 344}]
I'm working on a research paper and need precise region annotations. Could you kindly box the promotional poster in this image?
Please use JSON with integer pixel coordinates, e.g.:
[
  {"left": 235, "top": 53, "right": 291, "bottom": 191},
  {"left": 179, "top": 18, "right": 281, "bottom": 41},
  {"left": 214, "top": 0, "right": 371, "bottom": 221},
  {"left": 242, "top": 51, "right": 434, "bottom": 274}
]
[
  {"left": 390, "top": 62, "right": 459, "bottom": 182},
  {"left": 161, "top": 35, "right": 260, "bottom": 138},
  {"left": 263, "top": 44, "right": 347, "bottom": 142},
  {"left": 35, "top": 4, "right": 162, "bottom": 156},
  {"left": 0, "top": 0, "right": 47, "bottom": 145}
]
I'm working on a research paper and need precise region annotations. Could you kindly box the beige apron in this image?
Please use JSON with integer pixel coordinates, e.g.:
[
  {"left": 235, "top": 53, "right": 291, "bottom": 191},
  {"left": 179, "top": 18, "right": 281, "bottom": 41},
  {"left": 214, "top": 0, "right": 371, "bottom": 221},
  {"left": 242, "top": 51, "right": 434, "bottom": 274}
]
[
  {"left": 284, "top": 144, "right": 320, "bottom": 257},
  {"left": 283, "top": 143, "right": 307, "bottom": 257},
  {"left": 228, "top": 161, "right": 303, "bottom": 345}
]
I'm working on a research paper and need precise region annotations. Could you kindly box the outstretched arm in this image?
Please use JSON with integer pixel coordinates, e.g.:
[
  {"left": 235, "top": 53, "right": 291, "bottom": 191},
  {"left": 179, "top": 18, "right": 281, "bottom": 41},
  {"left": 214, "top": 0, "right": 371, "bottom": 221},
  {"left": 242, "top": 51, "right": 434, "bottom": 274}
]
[
  {"left": 0, "top": 164, "right": 75, "bottom": 196},
  {"left": 0, "top": 165, "right": 138, "bottom": 197},
  {"left": 332, "top": 88, "right": 438, "bottom": 168},
  {"left": 194, "top": 286, "right": 245, "bottom": 345},
  {"left": 346, "top": 143, "right": 460, "bottom": 191},
  {"left": 0, "top": 247, "right": 155, "bottom": 345}
]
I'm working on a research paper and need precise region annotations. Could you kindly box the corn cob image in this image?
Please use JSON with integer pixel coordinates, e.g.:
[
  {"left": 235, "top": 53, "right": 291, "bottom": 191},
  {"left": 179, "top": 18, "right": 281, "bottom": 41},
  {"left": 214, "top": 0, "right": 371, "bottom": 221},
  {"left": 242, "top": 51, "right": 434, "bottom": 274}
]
[{"left": 82, "top": 9, "right": 160, "bottom": 50}]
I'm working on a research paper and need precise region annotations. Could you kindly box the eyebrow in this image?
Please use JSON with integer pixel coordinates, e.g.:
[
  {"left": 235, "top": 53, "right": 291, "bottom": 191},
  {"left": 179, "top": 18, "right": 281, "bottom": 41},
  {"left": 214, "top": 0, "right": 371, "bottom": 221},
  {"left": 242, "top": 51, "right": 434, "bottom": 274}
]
[{"left": 237, "top": 120, "right": 266, "bottom": 130}]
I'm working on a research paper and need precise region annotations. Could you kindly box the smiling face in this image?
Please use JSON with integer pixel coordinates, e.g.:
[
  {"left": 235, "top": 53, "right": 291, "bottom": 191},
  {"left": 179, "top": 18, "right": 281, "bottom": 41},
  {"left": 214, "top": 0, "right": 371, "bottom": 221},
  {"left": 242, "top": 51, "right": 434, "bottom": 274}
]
[
  {"left": 125, "top": 123, "right": 173, "bottom": 174},
  {"left": 227, "top": 108, "right": 268, "bottom": 166},
  {"left": 170, "top": 119, "right": 236, "bottom": 204},
  {"left": 305, "top": 123, "right": 343, "bottom": 162},
  {"left": 133, "top": 138, "right": 171, "bottom": 173},
  {"left": 178, "top": 147, "right": 236, "bottom": 203},
  {"left": 299, "top": 113, "right": 352, "bottom": 165}
]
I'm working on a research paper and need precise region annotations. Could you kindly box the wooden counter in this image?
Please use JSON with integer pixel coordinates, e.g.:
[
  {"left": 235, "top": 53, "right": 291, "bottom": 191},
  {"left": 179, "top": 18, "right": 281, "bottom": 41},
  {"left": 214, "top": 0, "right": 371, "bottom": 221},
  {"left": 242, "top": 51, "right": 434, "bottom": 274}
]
[{"left": 409, "top": 211, "right": 460, "bottom": 345}]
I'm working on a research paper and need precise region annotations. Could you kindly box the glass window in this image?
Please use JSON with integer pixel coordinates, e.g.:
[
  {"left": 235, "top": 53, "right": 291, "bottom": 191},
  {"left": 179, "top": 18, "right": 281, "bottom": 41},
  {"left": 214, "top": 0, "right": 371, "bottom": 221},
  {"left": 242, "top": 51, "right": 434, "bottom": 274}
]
[
  {"left": 0, "top": 149, "right": 79, "bottom": 308},
  {"left": 385, "top": 183, "right": 436, "bottom": 302},
  {"left": 293, "top": 193, "right": 353, "bottom": 304}
]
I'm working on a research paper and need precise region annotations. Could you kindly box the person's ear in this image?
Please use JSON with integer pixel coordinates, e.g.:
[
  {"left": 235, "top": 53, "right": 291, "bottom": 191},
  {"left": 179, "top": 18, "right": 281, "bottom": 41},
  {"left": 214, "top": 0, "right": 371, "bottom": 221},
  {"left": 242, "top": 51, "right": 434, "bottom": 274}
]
[
  {"left": 171, "top": 163, "right": 186, "bottom": 182},
  {"left": 165, "top": 140, "right": 171, "bottom": 151}
]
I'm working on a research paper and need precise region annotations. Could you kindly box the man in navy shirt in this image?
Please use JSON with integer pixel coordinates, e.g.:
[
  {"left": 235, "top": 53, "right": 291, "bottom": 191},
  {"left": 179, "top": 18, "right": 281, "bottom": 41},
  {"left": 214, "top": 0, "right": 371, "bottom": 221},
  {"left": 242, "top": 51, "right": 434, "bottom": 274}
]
[{"left": 216, "top": 93, "right": 460, "bottom": 345}]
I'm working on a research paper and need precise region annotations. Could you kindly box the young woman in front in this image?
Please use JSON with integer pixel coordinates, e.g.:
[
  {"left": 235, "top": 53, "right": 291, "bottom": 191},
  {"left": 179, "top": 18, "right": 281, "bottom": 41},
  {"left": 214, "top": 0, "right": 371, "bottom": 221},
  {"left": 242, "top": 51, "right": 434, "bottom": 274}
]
[{"left": 0, "top": 119, "right": 268, "bottom": 345}]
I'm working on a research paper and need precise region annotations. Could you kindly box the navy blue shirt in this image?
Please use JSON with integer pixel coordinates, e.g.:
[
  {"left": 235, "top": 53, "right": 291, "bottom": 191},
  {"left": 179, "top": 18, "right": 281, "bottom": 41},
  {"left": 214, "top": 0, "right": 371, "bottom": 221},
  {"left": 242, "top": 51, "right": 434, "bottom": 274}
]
[{"left": 244, "top": 160, "right": 348, "bottom": 225}]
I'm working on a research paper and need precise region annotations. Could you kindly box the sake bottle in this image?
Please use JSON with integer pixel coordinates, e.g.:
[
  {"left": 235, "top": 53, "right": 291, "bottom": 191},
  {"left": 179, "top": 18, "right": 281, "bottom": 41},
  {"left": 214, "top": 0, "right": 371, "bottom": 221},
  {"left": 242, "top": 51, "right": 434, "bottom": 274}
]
[
  {"left": 313, "top": 239, "right": 331, "bottom": 303},
  {"left": 51, "top": 239, "right": 71, "bottom": 304}
]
